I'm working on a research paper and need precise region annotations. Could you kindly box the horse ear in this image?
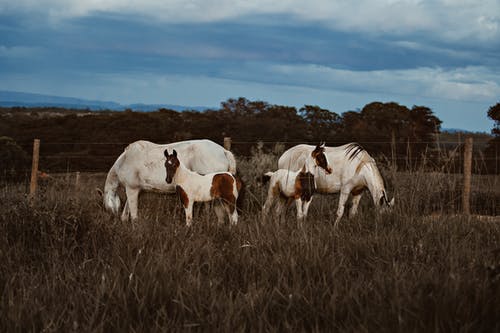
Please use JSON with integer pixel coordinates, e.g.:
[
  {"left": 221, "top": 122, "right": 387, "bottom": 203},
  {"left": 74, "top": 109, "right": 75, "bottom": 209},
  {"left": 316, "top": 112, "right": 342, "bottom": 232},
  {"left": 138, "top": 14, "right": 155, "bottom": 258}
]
[
  {"left": 172, "top": 149, "right": 177, "bottom": 157},
  {"left": 389, "top": 197, "right": 395, "bottom": 207},
  {"left": 164, "top": 149, "right": 169, "bottom": 157},
  {"left": 320, "top": 142, "right": 326, "bottom": 148}
]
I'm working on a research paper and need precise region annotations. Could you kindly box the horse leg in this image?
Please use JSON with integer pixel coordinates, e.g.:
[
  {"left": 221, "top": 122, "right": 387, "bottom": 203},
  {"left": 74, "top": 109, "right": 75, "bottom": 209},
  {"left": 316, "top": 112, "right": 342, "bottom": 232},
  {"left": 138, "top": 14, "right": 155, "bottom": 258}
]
[
  {"left": 349, "top": 193, "right": 363, "bottom": 218},
  {"left": 295, "top": 198, "right": 304, "bottom": 223},
  {"left": 334, "top": 189, "right": 351, "bottom": 228},
  {"left": 302, "top": 198, "right": 313, "bottom": 221},
  {"left": 120, "top": 199, "right": 130, "bottom": 222},
  {"left": 125, "top": 187, "right": 140, "bottom": 222}
]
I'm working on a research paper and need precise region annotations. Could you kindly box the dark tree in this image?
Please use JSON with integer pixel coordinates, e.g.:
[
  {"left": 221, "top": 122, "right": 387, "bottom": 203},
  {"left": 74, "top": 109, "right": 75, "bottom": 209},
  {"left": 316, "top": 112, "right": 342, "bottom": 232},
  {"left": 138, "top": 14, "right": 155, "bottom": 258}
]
[
  {"left": 338, "top": 102, "right": 441, "bottom": 166},
  {"left": 220, "top": 97, "right": 268, "bottom": 116},
  {"left": 299, "top": 105, "right": 341, "bottom": 142},
  {"left": 484, "top": 102, "right": 500, "bottom": 173},
  {"left": 487, "top": 103, "right": 500, "bottom": 136}
]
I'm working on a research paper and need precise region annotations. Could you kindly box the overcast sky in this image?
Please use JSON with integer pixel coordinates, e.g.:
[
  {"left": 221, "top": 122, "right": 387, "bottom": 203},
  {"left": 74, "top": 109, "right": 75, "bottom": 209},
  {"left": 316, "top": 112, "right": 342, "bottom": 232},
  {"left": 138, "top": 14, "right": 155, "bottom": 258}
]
[{"left": 0, "top": 0, "right": 499, "bottom": 132}]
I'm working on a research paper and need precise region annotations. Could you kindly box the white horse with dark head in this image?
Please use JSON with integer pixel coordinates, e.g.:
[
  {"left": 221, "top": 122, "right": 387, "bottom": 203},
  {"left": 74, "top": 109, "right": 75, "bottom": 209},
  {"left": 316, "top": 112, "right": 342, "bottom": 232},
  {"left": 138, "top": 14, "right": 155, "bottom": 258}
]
[
  {"left": 278, "top": 143, "right": 394, "bottom": 227},
  {"left": 103, "top": 139, "right": 237, "bottom": 222}
]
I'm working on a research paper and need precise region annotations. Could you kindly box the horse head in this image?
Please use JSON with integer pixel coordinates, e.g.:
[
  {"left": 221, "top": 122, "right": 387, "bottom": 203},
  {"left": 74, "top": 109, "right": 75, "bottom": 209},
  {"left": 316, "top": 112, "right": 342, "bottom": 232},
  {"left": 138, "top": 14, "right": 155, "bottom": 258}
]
[
  {"left": 378, "top": 190, "right": 395, "bottom": 211},
  {"left": 311, "top": 142, "right": 332, "bottom": 174},
  {"left": 164, "top": 149, "right": 180, "bottom": 184}
]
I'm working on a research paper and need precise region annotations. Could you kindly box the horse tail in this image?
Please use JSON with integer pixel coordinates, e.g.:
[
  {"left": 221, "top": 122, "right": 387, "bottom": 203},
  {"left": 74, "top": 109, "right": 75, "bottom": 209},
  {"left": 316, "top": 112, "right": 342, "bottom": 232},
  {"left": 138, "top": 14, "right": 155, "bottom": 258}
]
[
  {"left": 103, "top": 152, "right": 124, "bottom": 215},
  {"left": 224, "top": 149, "right": 237, "bottom": 174},
  {"left": 260, "top": 171, "right": 274, "bottom": 184}
]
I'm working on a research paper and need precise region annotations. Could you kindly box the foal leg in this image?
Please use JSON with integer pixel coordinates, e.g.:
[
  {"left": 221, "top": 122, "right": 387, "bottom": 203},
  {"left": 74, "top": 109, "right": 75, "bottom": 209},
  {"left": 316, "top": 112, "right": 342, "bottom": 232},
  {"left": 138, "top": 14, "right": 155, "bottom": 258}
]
[
  {"left": 214, "top": 203, "right": 226, "bottom": 224},
  {"left": 295, "top": 198, "right": 304, "bottom": 223},
  {"left": 349, "top": 193, "right": 363, "bottom": 218},
  {"left": 302, "top": 198, "right": 313, "bottom": 221},
  {"left": 262, "top": 196, "right": 273, "bottom": 217},
  {"left": 184, "top": 201, "right": 194, "bottom": 227},
  {"left": 262, "top": 189, "right": 276, "bottom": 221},
  {"left": 274, "top": 197, "right": 287, "bottom": 222},
  {"left": 223, "top": 200, "right": 238, "bottom": 226},
  {"left": 125, "top": 187, "right": 140, "bottom": 222}
]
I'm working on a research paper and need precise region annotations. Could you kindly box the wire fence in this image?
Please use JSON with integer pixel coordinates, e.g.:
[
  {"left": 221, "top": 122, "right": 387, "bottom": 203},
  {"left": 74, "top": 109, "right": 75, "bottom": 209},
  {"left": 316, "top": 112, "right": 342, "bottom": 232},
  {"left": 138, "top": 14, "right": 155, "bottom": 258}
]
[
  {"left": 0, "top": 137, "right": 493, "bottom": 176},
  {"left": 3, "top": 137, "right": 498, "bottom": 216},
  {"left": 15, "top": 140, "right": 494, "bottom": 146}
]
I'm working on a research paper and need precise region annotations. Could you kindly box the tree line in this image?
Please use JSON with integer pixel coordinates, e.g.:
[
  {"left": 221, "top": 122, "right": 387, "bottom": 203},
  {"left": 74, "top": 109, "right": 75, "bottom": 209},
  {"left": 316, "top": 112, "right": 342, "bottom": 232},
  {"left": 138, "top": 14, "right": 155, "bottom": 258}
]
[{"left": 0, "top": 98, "right": 498, "bottom": 176}]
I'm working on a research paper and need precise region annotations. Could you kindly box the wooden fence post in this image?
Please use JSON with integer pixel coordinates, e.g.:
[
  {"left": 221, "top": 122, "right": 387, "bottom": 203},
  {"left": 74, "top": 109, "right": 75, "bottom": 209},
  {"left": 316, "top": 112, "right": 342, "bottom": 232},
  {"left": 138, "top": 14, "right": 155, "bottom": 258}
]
[
  {"left": 224, "top": 137, "right": 232, "bottom": 151},
  {"left": 29, "top": 139, "right": 40, "bottom": 200},
  {"left": 391, "top": 129, "right": 396, "bottom": 169},
  {"left": 462, "top": 137, "right": 473, "bottom": 215}
]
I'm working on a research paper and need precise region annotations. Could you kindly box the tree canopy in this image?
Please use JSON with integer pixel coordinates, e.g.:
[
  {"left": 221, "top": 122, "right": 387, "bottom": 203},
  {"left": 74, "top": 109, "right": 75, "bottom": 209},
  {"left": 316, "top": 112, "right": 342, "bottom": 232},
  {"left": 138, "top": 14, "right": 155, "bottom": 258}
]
[
  {"left": 0, "top": 98, "right": 454, "bottom": 172},
  {"left": 484, "top": 102, "right": 500, "bottom": 173}
]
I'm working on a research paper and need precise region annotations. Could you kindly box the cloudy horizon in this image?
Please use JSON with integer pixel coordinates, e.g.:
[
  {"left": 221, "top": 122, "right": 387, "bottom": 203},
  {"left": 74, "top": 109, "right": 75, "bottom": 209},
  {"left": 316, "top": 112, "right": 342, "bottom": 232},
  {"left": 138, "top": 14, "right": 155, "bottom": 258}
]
[{"left": 0, "top": 0, "right": 499, "bottom": 132}]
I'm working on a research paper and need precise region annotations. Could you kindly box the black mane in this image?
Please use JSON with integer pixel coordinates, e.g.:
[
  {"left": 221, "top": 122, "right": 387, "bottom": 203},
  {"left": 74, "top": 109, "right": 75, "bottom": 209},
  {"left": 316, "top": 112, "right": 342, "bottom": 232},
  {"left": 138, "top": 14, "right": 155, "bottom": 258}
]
[{"left": 345, "top": 143, "right": 365, "bottom": 160}]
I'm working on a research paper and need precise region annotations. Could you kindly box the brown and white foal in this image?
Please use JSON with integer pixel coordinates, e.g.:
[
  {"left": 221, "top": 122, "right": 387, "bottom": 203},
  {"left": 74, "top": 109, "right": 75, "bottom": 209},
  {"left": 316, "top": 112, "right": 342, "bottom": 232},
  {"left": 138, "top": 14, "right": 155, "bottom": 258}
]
[
  {"left": 262, "top": 143, "right": 332, "bottom": 222},
  {"left": 164, "top": 149, "right": 241, "bottom": 226}
]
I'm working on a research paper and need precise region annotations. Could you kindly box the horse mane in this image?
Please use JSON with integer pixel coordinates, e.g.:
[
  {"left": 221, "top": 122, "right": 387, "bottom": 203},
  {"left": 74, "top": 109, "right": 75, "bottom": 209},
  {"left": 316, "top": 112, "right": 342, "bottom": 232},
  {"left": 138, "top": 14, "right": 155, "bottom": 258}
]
[{"left": 345, "top": 143, "right": 365, "bottom": 160}]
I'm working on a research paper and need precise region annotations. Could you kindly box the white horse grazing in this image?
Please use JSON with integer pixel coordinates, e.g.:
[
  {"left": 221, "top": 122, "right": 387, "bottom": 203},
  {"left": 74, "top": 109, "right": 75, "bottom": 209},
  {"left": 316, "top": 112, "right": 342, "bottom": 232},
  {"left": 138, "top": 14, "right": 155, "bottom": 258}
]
[
  {"left": 278, "top": 143, "right": 394, "bottom": 227},
  {"left": 103, "top": 139, "right": 237, "bottom": 222},
  {"left": 164, "top": 149, "right": 242, "bottom": 226},
  {"left": 262, "top": 144, "right": 331, "bottom": 222}
]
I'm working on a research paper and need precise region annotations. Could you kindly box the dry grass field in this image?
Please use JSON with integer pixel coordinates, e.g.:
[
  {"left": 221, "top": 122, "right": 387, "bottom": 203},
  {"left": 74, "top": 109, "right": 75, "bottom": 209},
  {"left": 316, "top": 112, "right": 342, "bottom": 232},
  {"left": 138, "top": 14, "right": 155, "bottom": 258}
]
[{"left": 1, "top": 150, "right": 499, "bottom": 332}]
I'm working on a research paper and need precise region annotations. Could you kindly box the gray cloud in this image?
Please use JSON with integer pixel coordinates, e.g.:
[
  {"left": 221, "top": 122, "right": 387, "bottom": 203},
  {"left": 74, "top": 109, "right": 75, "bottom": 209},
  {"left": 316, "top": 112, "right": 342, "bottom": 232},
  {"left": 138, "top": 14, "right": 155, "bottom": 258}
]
[
  {"left": 1, "top": 0, "right": 499, "bottom": 43},
  {"left": 0, "top": 0, "right": 498, "bottom": 132},
  {"left": 262, "top": 64, "right": 500, "bottom": 102}
]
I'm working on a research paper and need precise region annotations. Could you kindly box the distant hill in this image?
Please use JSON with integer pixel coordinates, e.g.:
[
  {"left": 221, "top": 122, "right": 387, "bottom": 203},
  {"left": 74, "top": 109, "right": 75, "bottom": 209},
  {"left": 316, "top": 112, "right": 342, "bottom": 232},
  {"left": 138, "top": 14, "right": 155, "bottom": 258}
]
[
  {"left": 438, "top": 129, "right": 492, "bottom": 150},
  {"left": 0, "top": 90, "right": 210, "bottom": 112},
  {"left": 442, "top": 128, "right": 478, "bottom": 134}
]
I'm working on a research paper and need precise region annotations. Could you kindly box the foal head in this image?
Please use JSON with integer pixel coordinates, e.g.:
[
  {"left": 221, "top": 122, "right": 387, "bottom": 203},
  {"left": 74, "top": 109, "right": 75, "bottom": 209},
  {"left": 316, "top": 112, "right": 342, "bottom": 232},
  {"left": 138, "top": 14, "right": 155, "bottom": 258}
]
[
  {"left": 164, "top": 149, "right": 180, "bottom": 184},
  {"left": 311, "top": 143, "right": 332, "bottom": 174}
]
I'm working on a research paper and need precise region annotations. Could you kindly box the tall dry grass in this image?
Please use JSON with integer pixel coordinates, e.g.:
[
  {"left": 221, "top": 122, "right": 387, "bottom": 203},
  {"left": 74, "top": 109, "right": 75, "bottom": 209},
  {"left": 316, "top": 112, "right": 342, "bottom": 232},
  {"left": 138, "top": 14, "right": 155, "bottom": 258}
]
[{"left": 1, "top": 147, "right": 499, "bottom": 332}]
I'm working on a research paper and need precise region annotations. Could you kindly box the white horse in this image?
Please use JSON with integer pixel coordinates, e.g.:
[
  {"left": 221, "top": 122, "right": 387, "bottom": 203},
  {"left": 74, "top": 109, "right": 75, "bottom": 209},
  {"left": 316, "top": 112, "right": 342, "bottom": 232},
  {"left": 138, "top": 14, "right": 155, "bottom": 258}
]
[
  {"left": 262, "top": 144, "right": 331, "bottom": 223},
  {"left": 103, "top": 139, "right": 237, "bottom": 222},
  {"left": 164, "top": 149, "right": 242, "bottom": 226},
  {"left": 278, "top": 143, "right": 394, "bottom": 227}
]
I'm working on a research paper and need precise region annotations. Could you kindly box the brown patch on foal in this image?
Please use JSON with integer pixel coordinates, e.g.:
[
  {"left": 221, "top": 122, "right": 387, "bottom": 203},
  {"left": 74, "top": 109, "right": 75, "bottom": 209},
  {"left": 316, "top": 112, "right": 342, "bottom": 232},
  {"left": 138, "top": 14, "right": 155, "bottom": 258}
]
[
  {"left": 176, "top": 185, "right": 189, "bottom": 208},
  {"left": 294, "top": 171, "right": 315, "bottom": 201},
  {"left": 210, "top": 173, "right": 236, "bottom": 212}
]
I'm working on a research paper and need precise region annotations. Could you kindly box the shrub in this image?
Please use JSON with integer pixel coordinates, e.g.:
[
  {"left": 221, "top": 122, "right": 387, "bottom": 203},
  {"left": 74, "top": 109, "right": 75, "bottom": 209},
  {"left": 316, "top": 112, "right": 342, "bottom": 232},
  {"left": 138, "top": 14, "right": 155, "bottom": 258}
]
[{"left": 0, "top": 136, "right": 30, "bottom": 180}]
